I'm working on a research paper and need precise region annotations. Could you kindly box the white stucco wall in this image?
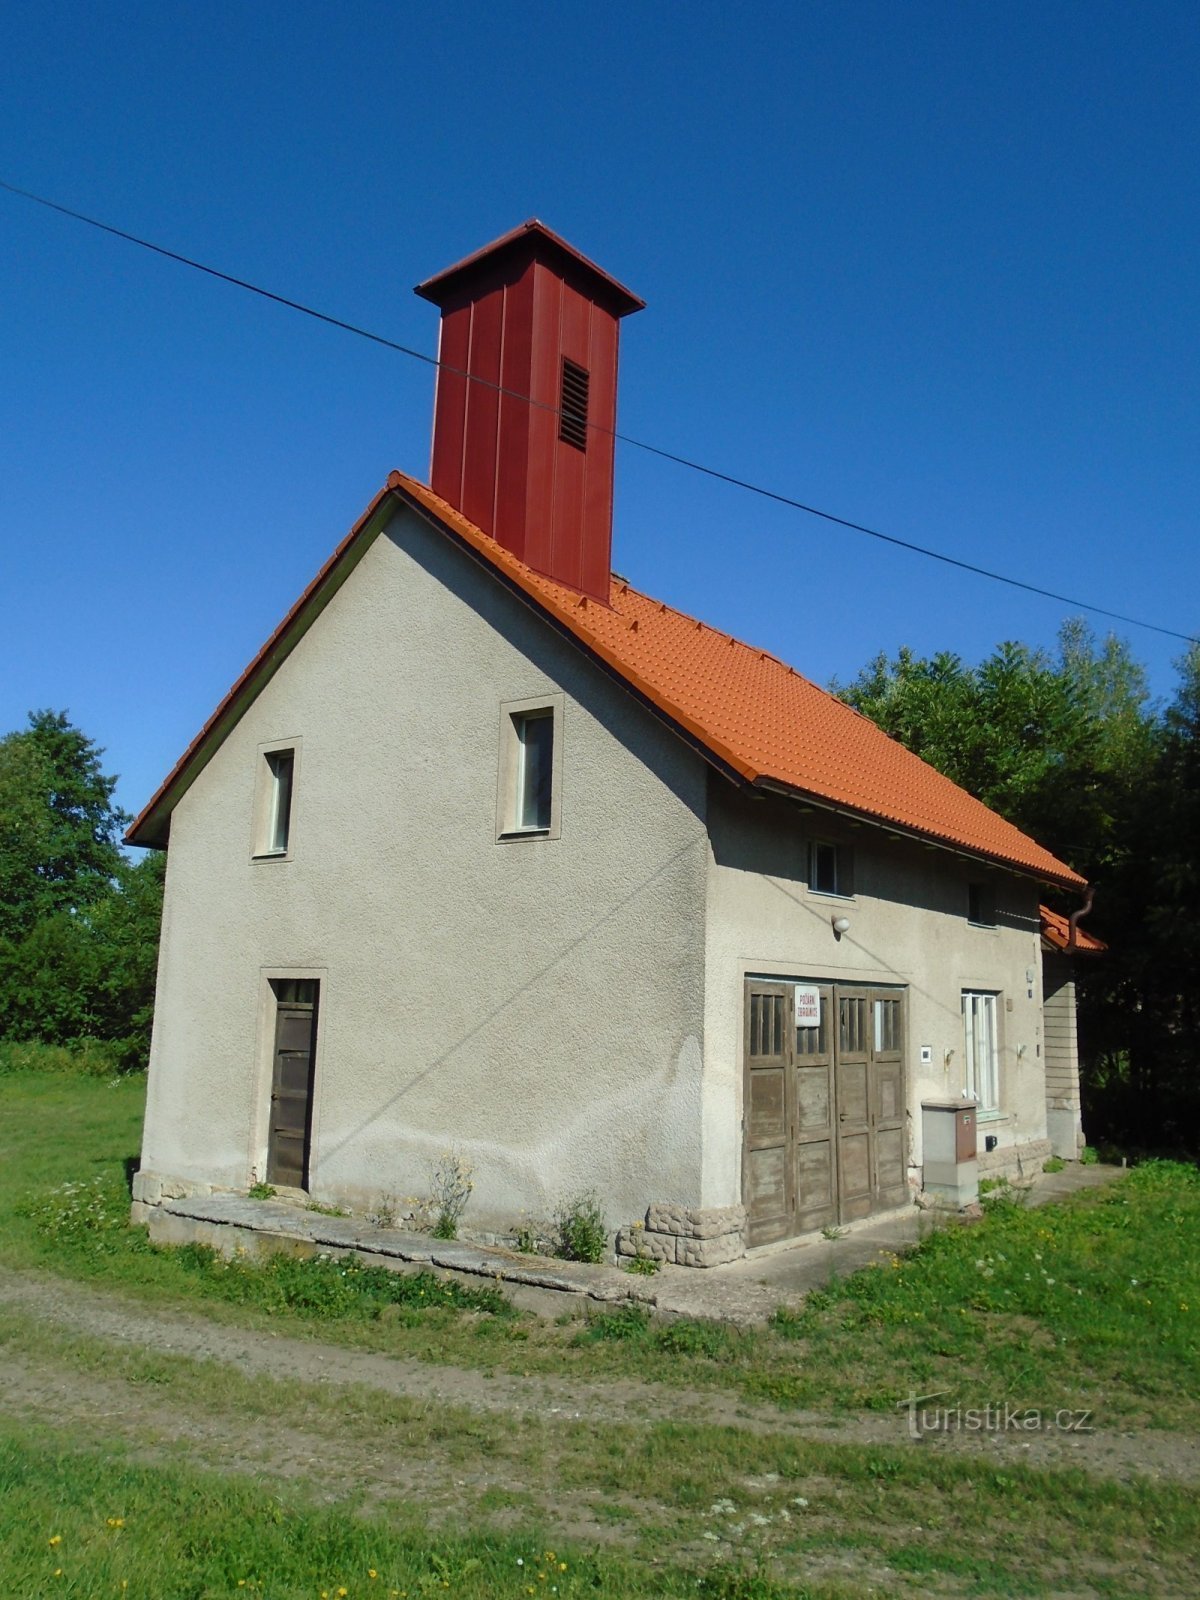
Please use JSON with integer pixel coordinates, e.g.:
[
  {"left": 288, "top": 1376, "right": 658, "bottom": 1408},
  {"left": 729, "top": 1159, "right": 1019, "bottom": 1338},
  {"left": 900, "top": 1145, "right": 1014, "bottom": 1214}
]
[
  {"left": 141, "top": 504, "right": 709, "bottom": 1228},
  {"left": 700, "top": 781, "right": 1049, "bottom": 1208}
]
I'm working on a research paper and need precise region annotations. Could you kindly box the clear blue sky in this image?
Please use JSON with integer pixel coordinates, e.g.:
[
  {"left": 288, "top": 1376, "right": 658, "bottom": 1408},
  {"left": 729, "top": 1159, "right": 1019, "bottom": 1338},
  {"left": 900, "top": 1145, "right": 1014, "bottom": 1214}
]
[{"left": 2, "top": 1, "right": 1197, "bottom": 828}]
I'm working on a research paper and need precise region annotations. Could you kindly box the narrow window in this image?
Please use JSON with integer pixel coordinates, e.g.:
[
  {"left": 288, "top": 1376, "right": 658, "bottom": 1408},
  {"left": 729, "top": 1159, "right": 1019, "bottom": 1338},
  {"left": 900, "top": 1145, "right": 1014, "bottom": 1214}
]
[
  {"left": 264, "top": 749, "right": 294, "bottom": 854},
  {"left": 968, "top": 881, "right": 996, "bottom": 927},
  {"left": 514, "top": 711, "right": 553, "bottom": 831},
  {"left": 808, "top": 839, "right": 852, "bottom": 897},
  {"left": 558, "top": 358, "right": 590, "bottom": 450},
  {"left": 962, "top": 990, "right": 1000, "bottom": 1113}
]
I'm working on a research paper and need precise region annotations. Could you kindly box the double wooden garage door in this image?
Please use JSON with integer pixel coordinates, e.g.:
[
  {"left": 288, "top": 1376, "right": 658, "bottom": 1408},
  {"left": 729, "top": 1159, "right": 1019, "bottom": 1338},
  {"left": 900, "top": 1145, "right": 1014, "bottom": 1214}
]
[{"left": 743, "top": 980, "right": 907, "bottom": 1247}]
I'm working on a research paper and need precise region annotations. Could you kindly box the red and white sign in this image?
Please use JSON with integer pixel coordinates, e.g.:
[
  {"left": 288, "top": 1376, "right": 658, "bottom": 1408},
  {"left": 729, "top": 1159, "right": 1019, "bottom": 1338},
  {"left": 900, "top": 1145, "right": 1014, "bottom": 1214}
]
[{"left": 794, "top": 985, "right": 821, "bottom": 1028}]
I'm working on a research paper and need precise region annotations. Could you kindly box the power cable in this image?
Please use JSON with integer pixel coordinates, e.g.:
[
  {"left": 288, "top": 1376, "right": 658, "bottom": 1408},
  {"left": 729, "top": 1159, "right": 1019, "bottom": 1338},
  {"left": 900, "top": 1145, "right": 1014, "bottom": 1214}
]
[{"left": 3, "top": 176, "right": 1195, "bottom": 646}]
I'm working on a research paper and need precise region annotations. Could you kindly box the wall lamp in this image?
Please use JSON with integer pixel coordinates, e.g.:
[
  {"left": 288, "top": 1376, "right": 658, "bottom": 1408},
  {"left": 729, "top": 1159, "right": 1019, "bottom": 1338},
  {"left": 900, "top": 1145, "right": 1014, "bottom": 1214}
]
[{"left": 831, "top": 915, "right": 851, "bottom": 940}]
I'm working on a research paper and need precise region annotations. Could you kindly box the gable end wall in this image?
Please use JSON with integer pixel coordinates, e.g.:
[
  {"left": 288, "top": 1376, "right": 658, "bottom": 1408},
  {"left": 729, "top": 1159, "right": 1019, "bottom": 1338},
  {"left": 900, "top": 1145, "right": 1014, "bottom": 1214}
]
[{"left": 139, "top": 504, "right": 709, "bottom": 1229}]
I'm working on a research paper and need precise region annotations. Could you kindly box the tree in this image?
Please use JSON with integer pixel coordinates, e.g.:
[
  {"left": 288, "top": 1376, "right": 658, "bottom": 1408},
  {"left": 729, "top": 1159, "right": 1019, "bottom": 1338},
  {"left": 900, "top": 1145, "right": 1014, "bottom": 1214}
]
[
  {"left": 0, "top": 710, "right": 160, "bottom": 1067},
  {"left": 835, "top": 624, "right": 1200, "bottom": 1156},
  {"left": 0, "top": 710, "right": 129, "bottom": 940},
  {"left": 833, "top": 622, "right": 1155, "bottom": 888}
]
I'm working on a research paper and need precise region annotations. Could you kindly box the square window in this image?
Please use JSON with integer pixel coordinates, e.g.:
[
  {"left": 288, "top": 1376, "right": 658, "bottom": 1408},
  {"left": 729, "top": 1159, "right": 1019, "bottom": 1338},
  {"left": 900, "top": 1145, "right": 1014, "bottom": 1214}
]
[
  {"left": 968, "top": 881, "right": 996, "bottom": 927},
  {"left": 808, "top": 839, "right": 852, "bottom": 897},
  {"left": 962, "top": 990, "right": 1000, "bottom": 1113},
  {"left": 497, "top": 695, "right": 563, "bottom": 841},
  {"left": 253, "top": 741, "right": 299, "bottom": 860}
]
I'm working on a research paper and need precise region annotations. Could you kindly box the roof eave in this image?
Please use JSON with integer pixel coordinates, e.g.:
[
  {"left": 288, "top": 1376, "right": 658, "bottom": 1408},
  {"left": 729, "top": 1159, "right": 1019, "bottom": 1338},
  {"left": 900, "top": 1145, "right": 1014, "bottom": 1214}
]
[{"left": 750, "top": 776, "right": 1088, "bottom": 892}]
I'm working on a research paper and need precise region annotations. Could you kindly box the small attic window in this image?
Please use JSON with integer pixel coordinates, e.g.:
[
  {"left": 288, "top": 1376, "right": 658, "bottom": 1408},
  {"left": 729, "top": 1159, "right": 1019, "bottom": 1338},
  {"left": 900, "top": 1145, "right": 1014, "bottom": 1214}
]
[
  {"left": 968, "top": 881, "right": 997, "bottom": 927},
  {"left": 558, "top": 358, "right": 590, "bottom": 450}
]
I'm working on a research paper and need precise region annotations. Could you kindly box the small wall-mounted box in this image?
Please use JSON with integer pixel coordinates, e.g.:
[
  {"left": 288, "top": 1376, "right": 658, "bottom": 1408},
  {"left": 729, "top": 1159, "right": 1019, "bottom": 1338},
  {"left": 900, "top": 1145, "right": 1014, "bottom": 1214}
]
[{"left": 922, "top": 1099, "right": 978, "bottom": 1207}]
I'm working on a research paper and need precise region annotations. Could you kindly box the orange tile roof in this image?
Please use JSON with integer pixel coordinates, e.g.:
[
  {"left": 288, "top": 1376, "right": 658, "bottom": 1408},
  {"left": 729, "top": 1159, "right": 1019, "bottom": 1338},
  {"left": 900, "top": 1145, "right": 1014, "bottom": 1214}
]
[
  {"left": 127, "top": 470, "right": 1087, "bottom": 890},
  {"left": 1039, "top": 904, "right": 1106, "bottom": 953}
]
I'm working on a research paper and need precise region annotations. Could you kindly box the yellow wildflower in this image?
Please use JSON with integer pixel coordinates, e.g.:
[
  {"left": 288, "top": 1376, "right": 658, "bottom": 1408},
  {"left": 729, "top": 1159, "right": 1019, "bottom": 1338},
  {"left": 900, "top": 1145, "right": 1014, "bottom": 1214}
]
[{"left": 49, "top": 1536, "right": 62, "bottom": 1547}]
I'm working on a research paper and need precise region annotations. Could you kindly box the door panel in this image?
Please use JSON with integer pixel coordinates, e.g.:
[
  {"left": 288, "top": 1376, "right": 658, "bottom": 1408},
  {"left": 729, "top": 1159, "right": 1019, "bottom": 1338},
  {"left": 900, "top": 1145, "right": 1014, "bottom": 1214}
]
[
  {"left": 267, "top": 980, "right": 319, "bottom": 1189},
  {"left": 743, "top": 983, "right": 791, "bottom": 1245},
  {"left": 836, "top": 994, "right": 872, "bottom": 1223},
  {"left": 793, "top": 985, "right": 835, "bottom": 1234},
  {"left": 870, "top": 991, "right": 907, "bottom": 1209}
]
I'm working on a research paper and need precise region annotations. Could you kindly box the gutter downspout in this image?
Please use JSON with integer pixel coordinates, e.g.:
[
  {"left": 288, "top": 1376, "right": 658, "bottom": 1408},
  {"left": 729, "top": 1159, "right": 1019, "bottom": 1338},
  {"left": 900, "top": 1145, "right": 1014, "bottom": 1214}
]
[{"left": 1068, "top": 884, "right": 1096, "bottom": 952}]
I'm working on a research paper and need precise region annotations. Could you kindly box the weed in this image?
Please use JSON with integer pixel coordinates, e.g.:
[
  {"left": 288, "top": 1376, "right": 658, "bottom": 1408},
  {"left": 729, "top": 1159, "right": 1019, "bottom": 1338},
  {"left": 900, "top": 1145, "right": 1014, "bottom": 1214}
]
[
  {"left": 513, "top": 1224, "right": 542, "bottom": 1254},
  {"left": 820, "top": 1225, "right": 847, "bottom": 1240},
  {"left": 1042, "top": 1157, "right": 1066, "bottom": 1174},
  {"left": 624, "top": 1253, "right": 661, "bottom": 1276},
  {"left": 1080, "top": 1146, "right": 1099, "bottom": 1165},
  {"left": 306, "top": 1200, "right": 349, "bottom": 1217},
  {"left": 654, "top": 1318, "right": 731, "bottom": 1359},
  {"left": 554, "top": 1190, "right": 608, "bottom": 1264},
  {"left": 366, "top": 1192, "right": 400, "bottom": 1229},
  {"left": 169, "top": 1246, "right": 514, "bottom": 1320},
  {"left": 427, "top": 1149, "right": 474, "bottom": 1240},
  {"left": 574, "top": 1302, "right": 651, "bottom": 1343},
  {"left": 247, "top": 1181, "right": 277, "bottom": 1200}
]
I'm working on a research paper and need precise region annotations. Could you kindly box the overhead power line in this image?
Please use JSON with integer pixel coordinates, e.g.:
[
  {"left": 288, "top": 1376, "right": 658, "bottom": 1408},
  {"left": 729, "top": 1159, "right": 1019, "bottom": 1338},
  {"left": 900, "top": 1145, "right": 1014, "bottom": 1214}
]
[{"left": 3, "top": 176, "right": 1195, "bottom": 647}]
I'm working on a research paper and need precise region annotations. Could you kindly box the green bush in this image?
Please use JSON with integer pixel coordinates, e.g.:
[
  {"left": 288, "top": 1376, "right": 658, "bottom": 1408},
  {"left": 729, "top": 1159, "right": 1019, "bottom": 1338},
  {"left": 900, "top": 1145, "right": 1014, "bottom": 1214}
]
[
  {"left": 0, "top": 1039, "right": 128, "bottom": 1078},
  {"left": 654, "top": 1318, "right": 732, "bottom": 1359},
  {"left": 574, "top": 1302, "right": 651, "bottom": 1343},
  {"left": 554, "top": 1190, "right": 608, "bottom": 1263}
]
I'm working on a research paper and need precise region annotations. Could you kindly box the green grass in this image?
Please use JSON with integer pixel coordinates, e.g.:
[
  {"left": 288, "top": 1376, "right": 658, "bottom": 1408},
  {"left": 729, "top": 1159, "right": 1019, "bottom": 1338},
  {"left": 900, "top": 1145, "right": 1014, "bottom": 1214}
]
[
  {"left": 0, "top": 1423, "right": 832, "bottom": 1600},
  {"left": 5, "top": 1067, "right": 1200, "bottom": 1597},
  {"left": 767, "top": 1159, "right": 1200, "bottom": 1420},
  {"left": 3, "top": 1071, "right": 1199, "bottom": 1429},
  {"left": 4, "top": 1308, "right": 1199, "bottom": 1600}
]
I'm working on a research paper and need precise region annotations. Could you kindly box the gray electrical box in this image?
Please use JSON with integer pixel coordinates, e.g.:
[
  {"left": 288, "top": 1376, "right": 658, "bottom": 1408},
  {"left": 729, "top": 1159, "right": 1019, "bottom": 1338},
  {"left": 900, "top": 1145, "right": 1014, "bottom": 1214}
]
[{"left": 922, "top": 1099, "right": 978, "bottom": 1206}]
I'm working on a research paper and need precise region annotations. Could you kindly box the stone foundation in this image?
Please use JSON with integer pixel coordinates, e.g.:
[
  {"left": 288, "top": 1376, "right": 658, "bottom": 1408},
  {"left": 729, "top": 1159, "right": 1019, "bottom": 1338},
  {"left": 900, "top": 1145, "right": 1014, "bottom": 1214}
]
[
  {"left": 130, "top": 1169, "right": 222, "bottom": 1225},
  {"left": 616, "top": 1203, "right": 746, "bottom": 1268},
  {"left": 976, "top": 1138, "right": 1053, "bottom": 1182}
]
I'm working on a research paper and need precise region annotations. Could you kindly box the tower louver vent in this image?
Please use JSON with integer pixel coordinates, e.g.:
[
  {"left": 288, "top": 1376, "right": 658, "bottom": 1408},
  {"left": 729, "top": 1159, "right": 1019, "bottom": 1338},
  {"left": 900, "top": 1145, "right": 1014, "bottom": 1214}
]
[{"left": 558, "top": 358, "right": 590, "bottom": 450}]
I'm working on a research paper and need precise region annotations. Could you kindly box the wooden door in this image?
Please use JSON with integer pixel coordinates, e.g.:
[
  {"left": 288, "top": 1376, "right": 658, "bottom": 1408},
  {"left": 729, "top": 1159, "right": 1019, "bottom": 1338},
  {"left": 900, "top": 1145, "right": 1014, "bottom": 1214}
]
[
  {"left": 743, "top": 984, "right": 791, "bottom": 1245},
  {"left": 743, "top": 979, "right": 907, "bottom": 1245},
  {"left": 266, "top": 979, "right": 319, "bottom": 1189}
]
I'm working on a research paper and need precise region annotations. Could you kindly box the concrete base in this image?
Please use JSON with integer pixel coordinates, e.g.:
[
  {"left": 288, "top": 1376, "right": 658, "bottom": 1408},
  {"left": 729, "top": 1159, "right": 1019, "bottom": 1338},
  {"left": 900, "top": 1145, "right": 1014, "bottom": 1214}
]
[
  {"left": 922, "top": 1157, "right": 978, "bottom": 1208},
  {"left": 1046, "top": 1108, "right": 1084, "bottom": 1161}
]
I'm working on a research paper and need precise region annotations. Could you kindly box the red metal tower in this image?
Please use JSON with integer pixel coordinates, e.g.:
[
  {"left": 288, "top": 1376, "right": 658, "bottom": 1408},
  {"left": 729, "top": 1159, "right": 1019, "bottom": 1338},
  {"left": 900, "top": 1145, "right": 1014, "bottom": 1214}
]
[{"left": 415, "top": 220, "right": 644, "bottom": 603}]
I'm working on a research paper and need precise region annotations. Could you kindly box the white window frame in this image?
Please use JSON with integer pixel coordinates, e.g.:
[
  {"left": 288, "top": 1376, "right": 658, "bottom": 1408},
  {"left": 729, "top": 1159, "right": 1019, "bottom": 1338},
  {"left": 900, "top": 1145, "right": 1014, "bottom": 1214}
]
[
  {"left": 251, "top": 738, "right": 301, "bottom": 862},
  {"left": 496, "top": 694, "right": 563, "bottom": 842},
  {"left": 962, "top": 990, "right": 1001, "bottom": 1114}
]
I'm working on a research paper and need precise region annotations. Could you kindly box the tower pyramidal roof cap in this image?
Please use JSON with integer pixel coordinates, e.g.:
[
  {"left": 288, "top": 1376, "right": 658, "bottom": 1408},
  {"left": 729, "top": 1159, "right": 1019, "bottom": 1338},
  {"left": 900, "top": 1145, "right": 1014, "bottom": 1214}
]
[{"left": 414, "top": 218, "right": 645, "bottom": 317}]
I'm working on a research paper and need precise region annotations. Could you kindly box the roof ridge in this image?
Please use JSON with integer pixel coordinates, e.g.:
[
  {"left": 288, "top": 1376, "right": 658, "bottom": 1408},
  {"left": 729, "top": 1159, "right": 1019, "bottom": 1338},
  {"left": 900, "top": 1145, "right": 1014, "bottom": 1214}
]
[{"left": 129, "top": 467, "right": 1087, "bottom": 890}]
